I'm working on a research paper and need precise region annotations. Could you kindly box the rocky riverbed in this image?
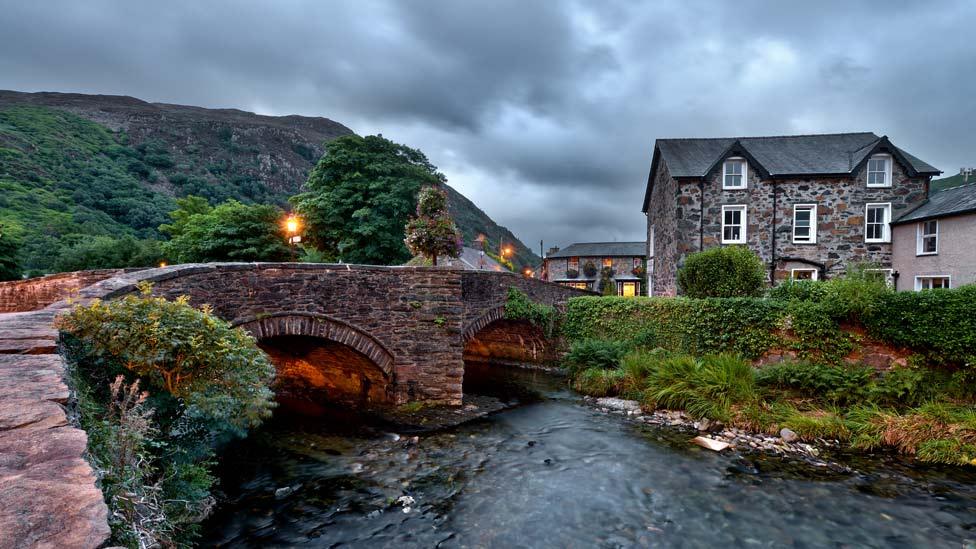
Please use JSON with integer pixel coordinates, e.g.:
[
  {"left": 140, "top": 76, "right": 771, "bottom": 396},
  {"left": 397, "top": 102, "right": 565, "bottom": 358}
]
[{"left": 583, "top": 396, "right": 852, "bottom": 471}]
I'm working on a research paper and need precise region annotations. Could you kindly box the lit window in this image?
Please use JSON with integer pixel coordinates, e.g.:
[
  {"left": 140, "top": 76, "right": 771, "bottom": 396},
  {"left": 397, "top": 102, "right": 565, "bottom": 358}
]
[
  {"left": 791, "top": 268, "right": 818, "bottom": 280},
  {"left": 864, "top": 203, "right": 892, "bottom": 243},
  {"left": 568, "top": 257, "right": 579, "bottom": 271},
  {"left": 866, "top": 154, "right": 892, "bottom": 187},
  {"left": 602, "top": 257, "right": 612, "bottom": 268},
  {"left": 721, "top": 205, "right": 747, "bottom": 244},
  {"left": 619, "top": 281, "right": 638, "bottom": 297},
  {"left": 915, "top": 276, "right": 950, "bottom": 290},
  {"left": 792, "top": 204, "right": 817, "bottom": 244},
  {"left": 633, "top": 257, "right": 642, "bottom": 270},
  {"left": 723, "top": 158, "right": 747, "bottom": 189},
  {"left": 916, "top": 220, "right": 938, "bottom": 255}
]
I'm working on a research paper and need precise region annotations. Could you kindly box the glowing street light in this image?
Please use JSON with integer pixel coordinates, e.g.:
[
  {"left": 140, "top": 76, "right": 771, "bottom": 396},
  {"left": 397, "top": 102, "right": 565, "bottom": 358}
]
[{"left": 283, "top": 213, "right": 303, "bottom": 261}]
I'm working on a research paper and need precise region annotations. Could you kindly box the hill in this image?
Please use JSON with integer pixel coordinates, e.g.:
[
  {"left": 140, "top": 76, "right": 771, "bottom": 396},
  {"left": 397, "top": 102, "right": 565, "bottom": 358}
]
[{"left": 0, "top": 90, "right": 539, "bottom": 272}]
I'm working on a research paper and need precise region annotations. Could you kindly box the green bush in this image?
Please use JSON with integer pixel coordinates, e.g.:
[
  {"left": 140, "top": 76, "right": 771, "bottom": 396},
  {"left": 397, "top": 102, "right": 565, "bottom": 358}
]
[
  {"left": 59, "top": 285, "right": 276, "bottom": 545},
  {"left": 864, "top": 284, "right": 976, "bottom": 367},
  {"left": 766, "top": 279, "right": 830, "bottom": 302},
  {"left": 563, "top": 339, "right": 630, "bottom": 375},
  {"left": 821, "top": 263, "right": 892, "bottom": 322},
  {"left": 643, "top": 353, "right": 756, "bottom": 421},
  {"left": 504, "top": 287, "right": 557, "bottom": 337},
  {"left": 676, "top": 246, "right": 766, "bottom": 298},
  {"left": 755, "top": 361, "right": 873, "bottom": 405}
]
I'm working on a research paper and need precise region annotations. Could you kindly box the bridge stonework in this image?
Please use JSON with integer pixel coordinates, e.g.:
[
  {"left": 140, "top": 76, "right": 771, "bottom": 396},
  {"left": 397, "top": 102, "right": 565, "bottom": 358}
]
[{"left": 71, "top": 263, "right": 589, "bottom": 405}]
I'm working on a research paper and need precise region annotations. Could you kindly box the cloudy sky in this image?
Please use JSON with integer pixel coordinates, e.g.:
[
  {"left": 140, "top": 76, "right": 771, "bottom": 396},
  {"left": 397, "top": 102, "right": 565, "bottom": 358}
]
[{"left": 1, "top": 1, "right": 974, "bottom": 251}]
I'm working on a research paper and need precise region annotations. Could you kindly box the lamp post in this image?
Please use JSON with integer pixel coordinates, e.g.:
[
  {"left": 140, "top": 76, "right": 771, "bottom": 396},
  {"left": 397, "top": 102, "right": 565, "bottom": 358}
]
[{"left": 283, "top": 214, "right": 302, "bottom": 262}]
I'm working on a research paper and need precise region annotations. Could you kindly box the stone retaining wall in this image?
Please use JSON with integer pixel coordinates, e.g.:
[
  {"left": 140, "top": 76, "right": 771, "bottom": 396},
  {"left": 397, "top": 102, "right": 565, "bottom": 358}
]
[{"left": 0, "top": 269, "right": 137, "bottom": 313}]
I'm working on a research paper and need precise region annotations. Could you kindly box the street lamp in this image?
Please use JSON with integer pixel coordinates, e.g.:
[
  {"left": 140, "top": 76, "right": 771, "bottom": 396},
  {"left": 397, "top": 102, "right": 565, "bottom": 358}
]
[{"left": 283, "top": 213, "right": 303, "bottom": 261}]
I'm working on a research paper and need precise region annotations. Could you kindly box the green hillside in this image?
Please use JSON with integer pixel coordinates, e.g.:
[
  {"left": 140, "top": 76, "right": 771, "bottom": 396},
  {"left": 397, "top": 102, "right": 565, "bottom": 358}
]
[
  {"left": 0, "top": 99, "right": 540, "bottom": 274},
  {"left": 931, "top": 171, "right": 976, "bottom": 193}
]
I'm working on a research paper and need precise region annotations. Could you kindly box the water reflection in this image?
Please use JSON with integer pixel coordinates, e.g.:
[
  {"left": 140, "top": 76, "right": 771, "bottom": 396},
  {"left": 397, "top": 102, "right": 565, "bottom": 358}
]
[{"left": 203, "top": 366, "right": 976, "bottom": 548}]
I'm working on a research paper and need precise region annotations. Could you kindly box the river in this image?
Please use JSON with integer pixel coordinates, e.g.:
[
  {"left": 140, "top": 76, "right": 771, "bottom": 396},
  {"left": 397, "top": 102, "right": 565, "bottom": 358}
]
[{"left": 202, "top": 366, "right": 976, "bottom": 548}]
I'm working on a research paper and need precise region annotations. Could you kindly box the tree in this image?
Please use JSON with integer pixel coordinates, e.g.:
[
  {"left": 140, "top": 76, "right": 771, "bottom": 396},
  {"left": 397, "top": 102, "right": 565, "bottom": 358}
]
[
  {"left": 291, "top": 135, "right": 443, "bottom": 265},
  {"left": 53, "top": 235, "right": 164, "bottom": 272},
  {"left": 404, "top": 185, "right": 462, "bottom": 265},
  {"left": 0, "top": 224, "right": 22, "bottom": 281},
  {"left": 677, "top": 246, "right": 766, "bottom": 298},
  {"left": 161, "top": 197, "right": 291, "bottom": 263}
]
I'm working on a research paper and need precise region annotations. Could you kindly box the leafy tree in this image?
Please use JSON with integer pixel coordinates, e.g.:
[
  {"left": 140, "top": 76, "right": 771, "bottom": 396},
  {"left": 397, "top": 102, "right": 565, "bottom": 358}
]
[
  {"left": 53, "top": 235, "right": 164, "bottom": 272},
  {"left": 0, "top": 224, "right": 21, "bottom": 280},
  {"left": 291, "top": 134, "right": 443, "bottom": 264},
  {"left": 677, "top": 246, "right": 766, "bottom": 298},
  {"left": 161, "top": 197, "right": 291, "bottom": 263},
  {"left": 404, "top": 185, "right": 462, "bottom": 265}
]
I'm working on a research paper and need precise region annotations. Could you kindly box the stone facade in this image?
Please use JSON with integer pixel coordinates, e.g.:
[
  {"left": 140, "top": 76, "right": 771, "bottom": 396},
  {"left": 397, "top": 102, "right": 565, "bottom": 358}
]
[{"left": 647, "top": 155, "right": 930, "bottom": 295}]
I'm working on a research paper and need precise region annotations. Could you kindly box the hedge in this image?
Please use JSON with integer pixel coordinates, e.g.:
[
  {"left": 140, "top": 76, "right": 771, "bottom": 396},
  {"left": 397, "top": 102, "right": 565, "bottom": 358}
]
[{"left": 864, "top": 285, "right": 976, "bottom": 366}]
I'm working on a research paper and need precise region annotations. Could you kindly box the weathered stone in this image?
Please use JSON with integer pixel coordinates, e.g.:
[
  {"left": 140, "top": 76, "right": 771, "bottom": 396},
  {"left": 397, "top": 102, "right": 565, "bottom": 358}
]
[
  {"left": 780, "top": 428, "right": 799, "bottom": 443},
  {"left": 692, "top": 436, "right": 730, "bottom": 452}
]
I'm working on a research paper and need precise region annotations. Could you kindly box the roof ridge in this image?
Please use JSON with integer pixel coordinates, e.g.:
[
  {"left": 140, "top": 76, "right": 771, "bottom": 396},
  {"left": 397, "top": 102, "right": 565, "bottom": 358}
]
[
  {"left": 938, "top": 180, "right": 976, "bottom": 192},
  {"left": 657, "top": 131, "right": 877, "bottom": 142},
  {"left": 562, "top": 241, "right": 645, "bottom": 245}
]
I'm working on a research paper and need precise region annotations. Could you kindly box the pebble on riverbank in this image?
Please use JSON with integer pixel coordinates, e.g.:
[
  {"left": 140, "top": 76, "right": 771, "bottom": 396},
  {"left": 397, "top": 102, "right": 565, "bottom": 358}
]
[{"left": 585, "top": 396, "right": 846, "bottom": 470}]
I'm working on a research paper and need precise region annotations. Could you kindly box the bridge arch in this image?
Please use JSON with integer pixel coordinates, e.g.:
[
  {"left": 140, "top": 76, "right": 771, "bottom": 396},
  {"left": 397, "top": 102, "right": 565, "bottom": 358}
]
[{"left": 233, "top": 312, "right": 394, "bottom": 378}]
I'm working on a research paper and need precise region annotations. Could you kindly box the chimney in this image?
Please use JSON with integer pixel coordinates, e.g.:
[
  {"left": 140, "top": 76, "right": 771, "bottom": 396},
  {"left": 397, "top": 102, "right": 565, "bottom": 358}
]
[{"left": 546, "top": 246, "right": 560, "bottom": 257}]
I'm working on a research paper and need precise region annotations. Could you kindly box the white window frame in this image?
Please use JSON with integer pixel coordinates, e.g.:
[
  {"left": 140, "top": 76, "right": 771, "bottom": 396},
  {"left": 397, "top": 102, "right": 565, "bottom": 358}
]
[
  {"left": 790, "top": 268, "right": 818, "bottom": 281},
  {"left": 721, "top": 205, "right": 747, "bottom": 244},
  {"left": 864, "top": 202, "right": 892, "bottom": 243},
  {"left": 866, "top": 268, "right": 895, "bottom": 288},
  {"left": 916, "top": 220, "right": 938, "bottom": 256},
  {"left": 915, "top": 275, "right": 951, "bottom": 291},
  {"left": 866, "top": 154, "right": 893, "bottom": 188},
  {"left": 722, "top": 157, "right": 748, "bottom": 190},
  {"left": 792, "top": 204, "right": 818, "bottom": 244},
  {"left": 648, "top": 225, "right": 655, "bottom": 258}
]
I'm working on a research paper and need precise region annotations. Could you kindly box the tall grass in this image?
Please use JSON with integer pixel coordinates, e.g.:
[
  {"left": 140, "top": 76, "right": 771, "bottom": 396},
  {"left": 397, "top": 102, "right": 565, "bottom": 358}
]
[{"left": 643, "top": 354, "right": 756, "bottom": 421}]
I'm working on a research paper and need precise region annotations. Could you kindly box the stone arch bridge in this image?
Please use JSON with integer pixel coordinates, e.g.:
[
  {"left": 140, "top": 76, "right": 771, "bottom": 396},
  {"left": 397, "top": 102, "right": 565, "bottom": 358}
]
[{"left": 0, "top": 264, "right": 588, "bottom": 547}]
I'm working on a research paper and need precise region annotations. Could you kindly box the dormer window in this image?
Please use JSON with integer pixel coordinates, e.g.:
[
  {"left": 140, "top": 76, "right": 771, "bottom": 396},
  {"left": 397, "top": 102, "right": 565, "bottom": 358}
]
[
  {"left": 723, "top": 158, "right": 747, "bottom": 189},
  {"left": 866, "top": 154, "right": 892, "bottom": 188}
]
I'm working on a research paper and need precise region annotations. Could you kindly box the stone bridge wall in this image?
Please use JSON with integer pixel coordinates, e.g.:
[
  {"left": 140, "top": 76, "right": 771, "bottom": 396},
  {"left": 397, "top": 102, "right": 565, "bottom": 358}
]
[{"left": 0, "top": 269, "right": 137, "bottom": 313}]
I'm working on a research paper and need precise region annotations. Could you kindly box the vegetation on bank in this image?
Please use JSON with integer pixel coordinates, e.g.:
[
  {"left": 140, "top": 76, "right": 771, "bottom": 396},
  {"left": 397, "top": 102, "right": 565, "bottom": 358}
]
[
  {"left": 562, "top": 255, "right": 976, "bottom": 466},
  {"left": 58, "top": 284, "right": 276, "bottom": 547}
]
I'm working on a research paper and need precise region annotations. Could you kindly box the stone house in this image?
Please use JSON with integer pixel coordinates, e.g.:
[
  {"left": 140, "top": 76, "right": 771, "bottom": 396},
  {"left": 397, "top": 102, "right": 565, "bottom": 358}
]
[
  {"left": 891, "top": 182, "right": 976, "bottom": 291},
  {"left": 641, "top": 133, "right": 941, "bottom": 296},
  {"left": 542, "top": 242, "right": 646, "bottom": 296}
]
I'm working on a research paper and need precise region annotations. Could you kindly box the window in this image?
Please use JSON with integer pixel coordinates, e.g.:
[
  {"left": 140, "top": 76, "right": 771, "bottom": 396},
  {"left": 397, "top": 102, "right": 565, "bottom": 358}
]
[
  {"left": 633, "top": 257, "right": 642, "bottom": 270},
  {"left": 721, "top": 205, "right": 747, "bottom": 244},
  {"left": 790, "top": 268, "right": 818, "bottom": 281},
  {"left": 648, "top": 225, "right": 655, "bottom": 258},
  {"left": 866, "top": 154, "right": 892, "bottom": 187},
  {"left": 915, "top": 276, "right": 950, "bottom": 290},
  {"left": 916, "top": 220, "right": 938, "bottom": 255},
  {"left": 619, "top": 281, "right": 638, "bottom": 297},
  {"left": 864, "top": 203, "right": 892, "bottom": 243},
  {"left": 866, "top": 268, "right": 895, "bottom": 288},
  {"left": 723, "top": 158, "right": 747, "bottom": 189},
  {"left": 792, "top": 204, "right": 817, "bottom": 244},
  {"left": 602, "top": 257, "right": 612, "bottom": 268},
  {"left": 568, "top": 257, "right": 579, "bottom": 271},
  {"left": 562, "top": 281, "right": 591, "bottom": 290}
]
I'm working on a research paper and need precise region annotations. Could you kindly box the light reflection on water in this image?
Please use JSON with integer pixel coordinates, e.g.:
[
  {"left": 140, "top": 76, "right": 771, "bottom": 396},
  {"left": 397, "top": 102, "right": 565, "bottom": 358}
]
[{"left": 202, "top": 367, "right": 976, "bottom": 548}]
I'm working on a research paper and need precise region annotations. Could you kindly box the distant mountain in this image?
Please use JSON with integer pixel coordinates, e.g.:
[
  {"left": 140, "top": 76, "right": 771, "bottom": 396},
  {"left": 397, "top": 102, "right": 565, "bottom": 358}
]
[
  {"left": 0, "top": 90, "right": 539, "bottom": 271},
  {"left": 931, "top": 170, "right": 976, "bottom": 193}
]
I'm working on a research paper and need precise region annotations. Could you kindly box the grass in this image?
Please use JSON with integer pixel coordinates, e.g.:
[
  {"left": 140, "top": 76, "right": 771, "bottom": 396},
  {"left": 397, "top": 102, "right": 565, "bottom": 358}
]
[{"left": 568, "top": 342, "right": 976, "bottom": 466}]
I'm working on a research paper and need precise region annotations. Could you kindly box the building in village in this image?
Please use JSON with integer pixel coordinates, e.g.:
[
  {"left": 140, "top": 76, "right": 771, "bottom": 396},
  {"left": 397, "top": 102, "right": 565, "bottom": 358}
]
[
  {"left": 641, "top": 132, "right": 941, "bottom": 295},
  {"left": 891, "top": 182, "right": 976, "bottom": 290},
  {"left": 542, "top": 242, "right": 646, "bottom": 296}
]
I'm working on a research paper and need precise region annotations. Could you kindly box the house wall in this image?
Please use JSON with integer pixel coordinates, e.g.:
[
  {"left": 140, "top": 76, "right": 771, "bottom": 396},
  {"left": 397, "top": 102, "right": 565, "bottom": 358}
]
[
  {"left": 892, "top": 214, "right": 976, "bottom": 291},
  {"left": 648, "top": 155, "right": 928, "bottom": 295},
  {"left": 646, "top": 160, "right": 681, "bottom": 296},
  {"left": 542, "top": 255, "right": 643, "bottom": 291}
]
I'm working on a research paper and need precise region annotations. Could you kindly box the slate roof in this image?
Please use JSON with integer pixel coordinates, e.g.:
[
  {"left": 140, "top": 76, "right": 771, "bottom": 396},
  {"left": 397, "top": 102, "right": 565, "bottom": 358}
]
[
  {"left": 547, "top": 241, "right": 646, "bottom": 259},
  {"left": 893, "top": 182, "right": 976, "bottom": 224},
  {"left": 643, "top": 132, "right": 941, "bottom": 212}
]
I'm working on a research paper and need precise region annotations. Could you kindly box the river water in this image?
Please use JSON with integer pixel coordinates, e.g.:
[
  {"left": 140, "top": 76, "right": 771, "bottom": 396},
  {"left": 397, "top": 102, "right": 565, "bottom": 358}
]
[{"left": 202, "top": 367, "right": 976, "bottom": 548}]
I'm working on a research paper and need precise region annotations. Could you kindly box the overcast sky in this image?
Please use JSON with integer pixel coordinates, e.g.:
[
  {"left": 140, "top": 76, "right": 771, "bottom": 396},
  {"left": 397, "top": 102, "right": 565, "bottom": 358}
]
[{"left": 1, "top": 1, "right": 974, "bottom": 252}]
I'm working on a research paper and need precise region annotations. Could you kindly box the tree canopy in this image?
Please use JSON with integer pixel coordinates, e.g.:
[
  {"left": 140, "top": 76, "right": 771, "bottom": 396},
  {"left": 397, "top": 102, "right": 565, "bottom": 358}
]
[
  {"left": 160, "top": 196, "right": 291, "bottom": 263},
  {"left": 291, "top": 134, "right": 444, "bottom": 265},
  {"left": 0, "top": 224, "right": 22, "bottom": 281},
  {"left": 404, "top": 185, "right": 462, "bottom": 265}
]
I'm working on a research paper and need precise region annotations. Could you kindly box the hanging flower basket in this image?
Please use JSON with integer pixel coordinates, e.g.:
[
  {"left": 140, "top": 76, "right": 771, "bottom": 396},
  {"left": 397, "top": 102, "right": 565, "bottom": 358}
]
[{"left": 583, "top": 261, "right": 598, "bottom": 277}]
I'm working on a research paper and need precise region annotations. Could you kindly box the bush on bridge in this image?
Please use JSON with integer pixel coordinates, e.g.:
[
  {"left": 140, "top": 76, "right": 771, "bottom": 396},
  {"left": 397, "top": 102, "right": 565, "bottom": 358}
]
[
  {"left": 59, "top": 282, "right": 276, "bottom": 546},
  {"left": 504, "top": 287, "right": 558, "bottom": 337}
]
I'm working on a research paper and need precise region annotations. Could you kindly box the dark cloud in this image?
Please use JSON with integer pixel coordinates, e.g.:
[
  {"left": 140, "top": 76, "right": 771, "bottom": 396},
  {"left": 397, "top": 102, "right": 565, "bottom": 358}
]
[{"left": 1, "top": 0, "right": 974, "bottom": 250}]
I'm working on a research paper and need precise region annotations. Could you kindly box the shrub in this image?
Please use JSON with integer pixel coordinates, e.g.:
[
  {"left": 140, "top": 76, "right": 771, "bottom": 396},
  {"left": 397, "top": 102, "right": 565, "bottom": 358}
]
[
  {"left": 574, "top": 367, "right": 625, "bottom": 397},
  {"left": 676, "top": 246, "right": 766, "bottom": 298},
  {"left": 582, "top": 261, "right": 597, "bottom": 277},
  {"left": 504, "top": 287, "right": 558, "bottom": 337},
  {"left": 643, "top": 353, "right": 756, "bottom": 421},
  {"left": 755, "top": 361, "right": 873, "bottom": 406},
  {"left": 864, "top": 284, "right": 976, "bottom": 367},
  {"left": 821, "top": 263, "right": 892, "bottom": 322},
  {"left": 766, "top": 279, "right": 829, "bottom": 302},
  {"left": 563, "top": 339, "right": 630, "bottom": 375}
]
